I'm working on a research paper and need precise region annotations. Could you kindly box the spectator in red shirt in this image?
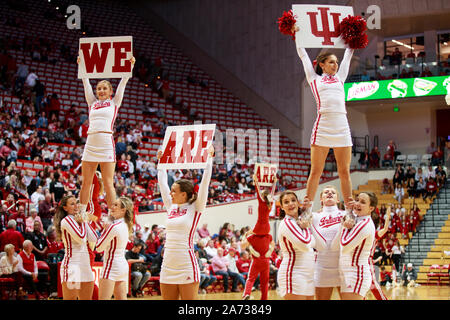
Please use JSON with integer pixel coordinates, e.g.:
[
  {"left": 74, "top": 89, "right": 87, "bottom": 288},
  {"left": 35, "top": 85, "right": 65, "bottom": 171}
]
[
  {"left": 0, "top": 220, "right": 25, "bottom": 252},
  {"left": 9, "top": 205, "right": 26, "bottom": 234},
  {"left": 425, "top": 177, "right": 438, "bottom": 202},
  {"left": 420, "top": 67, "right": 433, "bottom": 77},
  {"left": 431, "top": 146, "right": 444, "bottom": 166},
  {"left": 144, "top": 232, "right": 160, "bottom": 262},
  {"left": 17, "top": 142, "right": 32, "bottom": 160},
  {"left": 369, "top": 146, "right": 381, "bottom": 168}
]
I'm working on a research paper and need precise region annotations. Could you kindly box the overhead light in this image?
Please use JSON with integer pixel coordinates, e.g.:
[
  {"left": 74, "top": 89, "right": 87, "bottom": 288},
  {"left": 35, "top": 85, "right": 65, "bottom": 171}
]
[{"left": 392, "top": 39, "right": 414, "bottom": 50}]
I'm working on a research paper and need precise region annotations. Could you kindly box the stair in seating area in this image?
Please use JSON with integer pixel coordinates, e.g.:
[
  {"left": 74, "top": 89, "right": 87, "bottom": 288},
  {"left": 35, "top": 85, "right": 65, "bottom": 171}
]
[{"left": 403, "top": 180, "right": 450, "bottom": 284}]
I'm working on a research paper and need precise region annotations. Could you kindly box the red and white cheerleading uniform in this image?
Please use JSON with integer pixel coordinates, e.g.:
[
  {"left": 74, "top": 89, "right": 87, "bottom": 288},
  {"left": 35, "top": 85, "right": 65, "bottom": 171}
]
[
  {"left": 310, "top": 205, "right": 345, "bottom": 287},
  {"left": 297, "top": 47, "right": 354, "bottom": 147},
  {"left": 277, "top": 215, "right": 315, "bottom": 297},
  {"left": 81, "top": 77, "right": 130, "bottom": 162},
  {"left": 95, "top": 218, "right": 129, "bottom": 282},
  {"left": 332, "top": 215, "right": 375, "bottom": 297},
  {"left": 243, "top": 185, "right": 273, "bottom": 300},
  {"left": 60, "top": 215, "right": 97, "bottom": 283},
  {"left": 369, "top": 230, "right": 388, "bottom": 300},
  {"left": 157, "top": 157, "right": 213, "bottom": 284}
]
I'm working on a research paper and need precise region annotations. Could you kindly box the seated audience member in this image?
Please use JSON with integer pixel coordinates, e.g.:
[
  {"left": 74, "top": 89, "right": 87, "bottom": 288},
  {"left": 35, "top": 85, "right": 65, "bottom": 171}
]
[
  {"left": 25, "top": 209, "right": 43, "bottom": 234},
  {"left": 369, "top": 146, "right": 381, "bottom": 168},
  {"left": 197, "top": 223, "right": 211, "bottom": 239},
  {"left": 0, "top": 220, "right": 24, "bottom": 252},
  {"left": 401, "top": 263, "right": 418, "bottom": 287},
  {"left": 125, "top": 243, "right": 151, "bottom": 298},
  {"left": 17, "top": 240, "right": 47, "bottom": 299},
  {"left": 0, "top": 244, "right": 23, "bottom": 297},
  {"left": 425, "top": 177, "right": 438, "bottom": 202},
  {"left": 25, "top": 221, "right": 48, "bottom": 261},
  {"left": 197, "top": 251, "right": 216, "bottom": 294}
]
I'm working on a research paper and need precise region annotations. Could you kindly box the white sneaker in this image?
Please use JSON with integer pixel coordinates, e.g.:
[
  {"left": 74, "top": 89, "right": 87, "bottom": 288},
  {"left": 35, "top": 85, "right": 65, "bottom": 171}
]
[{"left": 242, "top": 294, "right": 250, "bottom": 300}]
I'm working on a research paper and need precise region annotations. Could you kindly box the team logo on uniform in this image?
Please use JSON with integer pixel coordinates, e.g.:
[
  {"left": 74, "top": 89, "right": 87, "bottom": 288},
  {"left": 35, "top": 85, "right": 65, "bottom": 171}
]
[
  {"left": 92, "top": 101, "right": 111, "bottom": 110},
  {"left": 168, "top": 208, "right": 188, "bottom": 219},
  {"left": 321, "top": 75, "right": 339, "bottom": 84}
]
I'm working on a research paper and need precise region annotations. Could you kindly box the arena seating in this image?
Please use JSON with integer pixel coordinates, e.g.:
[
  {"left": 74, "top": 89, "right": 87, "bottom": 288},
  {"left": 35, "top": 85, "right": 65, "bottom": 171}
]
[{"left": 0, "top": 0, "right": 335, "bottom": 200}]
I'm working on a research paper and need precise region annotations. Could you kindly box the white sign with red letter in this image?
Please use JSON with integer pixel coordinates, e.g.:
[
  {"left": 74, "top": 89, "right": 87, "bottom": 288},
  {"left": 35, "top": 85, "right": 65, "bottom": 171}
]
[
  {"left": 254, "top": 163, "right": 278, "bottom": 187},
  {"left": 78, "top": 36, "right": 133, "bottom": 79},
  {"left": 158, "top": 124, "right": 216, "bottom": 170},
  {"left": 293, "top": 5, "right": 354, "bottom": 48}
]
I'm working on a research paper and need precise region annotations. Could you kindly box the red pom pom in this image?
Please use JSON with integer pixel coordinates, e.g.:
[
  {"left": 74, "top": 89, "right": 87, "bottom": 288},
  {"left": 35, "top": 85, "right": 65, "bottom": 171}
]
[
  {"left": 338, "top": 15, "right": 369, "bottom": 49},
  {"left": 277, "top": 10, "right": 297, "bottom": 41}
]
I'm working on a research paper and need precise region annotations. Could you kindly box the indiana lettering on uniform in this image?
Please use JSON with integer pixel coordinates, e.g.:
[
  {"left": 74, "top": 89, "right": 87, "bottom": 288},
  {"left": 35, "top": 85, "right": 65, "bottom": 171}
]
[
  {"left": 178, "top": 304, "right": 212, "bottom": 318},
  {"left": 78, "top": 36, "right": 133, "bottom": 79},
  {"left": 168, "top": 208, "right": 188, "bottom": 219},
  {"left": 319, "top": 215, "right": 342, "bottom": 228}
]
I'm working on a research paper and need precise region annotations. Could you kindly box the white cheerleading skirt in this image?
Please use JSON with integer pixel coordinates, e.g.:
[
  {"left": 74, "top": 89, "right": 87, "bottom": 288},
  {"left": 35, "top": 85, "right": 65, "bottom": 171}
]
[
  {"left": 101, "top": 256, "right": 129, "bottom": 282},
  {"left": 310, "top": 112, "right": 352, "bottom": 147},
  {"left": 314, "top": 250, "right": 341, "bottom": 287},
  {"left": 277, "top": 251, "right": 315, "bottom": 297},
  {"left": 82, "top": 133, "right": 116, "bottom": 162},
  {"left": 339, "top": 264, "right": 372, "bottom": 297},
  {"left": 60, "top": 251, "right": 94, "bottom": 283},
  {"left": 160, "top": 248, "right": 200, "bottom": 284}
]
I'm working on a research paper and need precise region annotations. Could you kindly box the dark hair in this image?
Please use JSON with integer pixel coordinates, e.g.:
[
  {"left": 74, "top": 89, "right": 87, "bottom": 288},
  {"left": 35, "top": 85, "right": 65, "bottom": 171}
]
[
  {"left": 358, "top": 192, "right": 378, "bottom": 214},
  {"left": 175, "top": 179, "right": 197, "bottom": 204},
  {"left": 278, "top": 190, "right": 301, "bottom": 219},
  {"left": 315, "top": 52, "right": 337, "bottom": 75},
  {"left": 260, "top": 189, "right": 271, "bottom": 208}
]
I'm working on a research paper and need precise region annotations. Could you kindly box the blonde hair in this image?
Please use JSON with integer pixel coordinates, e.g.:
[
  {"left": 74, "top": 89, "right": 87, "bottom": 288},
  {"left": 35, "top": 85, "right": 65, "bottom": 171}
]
[
  {"left": 4, "top": 244, "right": 14, "bottom": 254},
  {"left": 96, "top": 80, "right": 113, "bottom": 95},
  {"left": 319, "top": 185, "right": 339, "bottom": 198},
  {"left": 118, "top": 196, "right": 134, "bottom": 235}
]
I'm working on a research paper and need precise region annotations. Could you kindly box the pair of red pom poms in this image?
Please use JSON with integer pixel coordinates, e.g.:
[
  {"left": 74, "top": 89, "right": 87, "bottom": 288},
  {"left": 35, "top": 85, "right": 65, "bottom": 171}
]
[{"left": 277, "top": 10, "right": 368, "bottom": 49}]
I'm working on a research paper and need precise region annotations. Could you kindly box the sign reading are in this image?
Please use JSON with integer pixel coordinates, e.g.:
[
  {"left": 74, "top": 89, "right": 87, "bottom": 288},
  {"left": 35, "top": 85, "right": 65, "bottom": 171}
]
[
  {"left": 78, "top": 36, "right": 133, "bottom": 79},
  {"left": 254, "top": 163, "right": 278, "bottom": 187},
  {"left": 157, "top": 124, "right": 216, "bottom": 170},
  {"left": 293, "top": 4, "right": 354, "bottom": 48}
]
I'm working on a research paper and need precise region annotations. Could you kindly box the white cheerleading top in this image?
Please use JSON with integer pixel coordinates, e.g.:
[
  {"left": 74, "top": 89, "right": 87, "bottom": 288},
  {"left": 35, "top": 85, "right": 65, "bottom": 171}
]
[
  {"left": 297, "top": 47, "right": 353, "bottom": 114},
  {"left": 82, "top": 77, "right": 130, "bottom": 134},
  {"left": 157, "top": 157, "right": 213, "bottom": 250},
  {"left": 277, "top": 215, "right": 315, "bottom": 267},
  {"left": 331, "top": 215, "right": 375, "bottom": 270},
  {"left": 310, "top": 206, "right": 345, "bottom": 268},
  {"left": 95, "top": 218, "right": 129, "bottom": 279}
]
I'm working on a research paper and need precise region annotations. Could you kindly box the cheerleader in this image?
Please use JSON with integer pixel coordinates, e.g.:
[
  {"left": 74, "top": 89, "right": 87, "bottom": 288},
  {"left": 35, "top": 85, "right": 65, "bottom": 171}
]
[
  {"left": 292, "top": 25, "right": 354, "bottom": 211},
  {"left": 369, "top": 207, "right": 391, "bottom": 300},
  {"left": 331, "top": 192, "right": 377, "bottom": 300},
  {"left": 95, "top": 196, "right": 134, "bottom": 300},
  {"left": 53, "top": 195, "right": 97, "bottom": 300},
  {"left": 277, "top": 191, "right": 315, "bottom": 300},
  {"left": 156, "top": 145, "right": 214, "bottom": 300},
  {"left": 309, "top": 185, "right": 345, "bottom": 300},
  {"left": 241, "top": 174, "right": 276, "bottom": 300},
  {"left": 76, "top": 55, "right": 135, "bottom": 220}
]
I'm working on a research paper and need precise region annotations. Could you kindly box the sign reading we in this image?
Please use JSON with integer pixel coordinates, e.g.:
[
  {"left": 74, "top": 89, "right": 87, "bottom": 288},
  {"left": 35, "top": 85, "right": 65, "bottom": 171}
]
[
  {"left": 78, "top": 36, "right": 133, "bottom": 79},
  {"left": 293, "top": 5, "right": 354, "bottom": 48},
  {"left": 158, "top": 124, "right": 216, "bottom": 170}
]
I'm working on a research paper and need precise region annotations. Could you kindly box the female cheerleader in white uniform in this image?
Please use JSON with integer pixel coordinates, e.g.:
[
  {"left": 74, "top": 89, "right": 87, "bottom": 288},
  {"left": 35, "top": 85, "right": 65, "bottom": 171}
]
[
  {"left": 277, "top": 190, "right": 315, "bottom": 300},
  {"left": 292, "top": 25, "right": 354, "bottom": 211},
  {"left": 331, "top": 192, "right": 377, "bottom": 300},
  {"left": 95, "top": 196, "right": 134, "bottom": 300},
  {"left": 76, "top": 56, "right": 135, "bottom": 219},
  {"left": 157, "top": 145, "right": 214, "bottom": 300},
  {"left": 310, "top": 185, "right": 345, "bottom": 300},
  {"left": 54, "top": 195, "right": 97, "bottom": 300}
]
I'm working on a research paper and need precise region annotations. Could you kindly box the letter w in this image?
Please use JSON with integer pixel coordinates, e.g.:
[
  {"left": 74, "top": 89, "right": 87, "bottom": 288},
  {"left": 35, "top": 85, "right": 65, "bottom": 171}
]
[{"left": 80, "top": 42, "right": 111, "bottom": 73}]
